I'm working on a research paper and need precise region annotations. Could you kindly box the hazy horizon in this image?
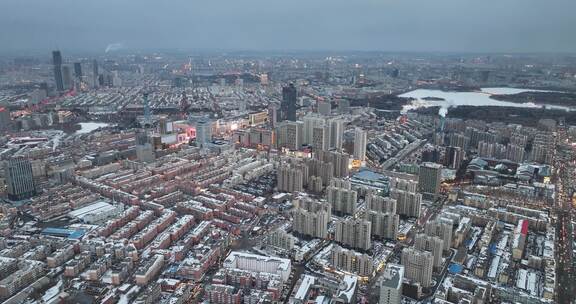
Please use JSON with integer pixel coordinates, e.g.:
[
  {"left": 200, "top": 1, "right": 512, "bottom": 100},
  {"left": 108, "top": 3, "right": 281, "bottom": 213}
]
[{"left": 2, "top": 0, "right": 576, "bottom": 55}]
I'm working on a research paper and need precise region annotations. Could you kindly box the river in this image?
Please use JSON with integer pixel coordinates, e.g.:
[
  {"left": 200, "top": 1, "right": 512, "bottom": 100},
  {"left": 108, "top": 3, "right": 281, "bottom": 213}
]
[{"left": 400, "top": 87, "right": 571, "bottom": 115}]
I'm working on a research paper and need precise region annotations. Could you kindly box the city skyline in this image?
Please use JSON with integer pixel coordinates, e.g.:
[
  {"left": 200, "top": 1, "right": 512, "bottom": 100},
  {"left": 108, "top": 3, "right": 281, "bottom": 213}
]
[{"left": 1, "top": 2, "right": 575, "bottom": 303}]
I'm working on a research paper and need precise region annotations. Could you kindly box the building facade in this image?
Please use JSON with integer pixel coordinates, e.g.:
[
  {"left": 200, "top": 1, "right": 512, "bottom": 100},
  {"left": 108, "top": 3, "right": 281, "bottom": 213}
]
[
  {"left": 331, "top": 245, "right": 374, "bottom": 277},
  {"left": 4, "top": 157, "right": 36, "bottom": 200},
  {"left": 354, "top": 128, "right": 367, "bottom": 161},
  {"left": 281, "top": 83, "right": 297, "bottom": 122},
  {"left": 401, "top": 248, "right": 433, "bottom": 288},
  {"left": 334, "top": 218, "right": 371, "bottom": 251},
  {"left": 418, "top": 162, "right": 442, "bottom": 194},
  {"left": 292, "top": 198, "right": 331, "bottom": 239},
  {"left": 414, "top": 233, "right": 444, "bottom": 268}
]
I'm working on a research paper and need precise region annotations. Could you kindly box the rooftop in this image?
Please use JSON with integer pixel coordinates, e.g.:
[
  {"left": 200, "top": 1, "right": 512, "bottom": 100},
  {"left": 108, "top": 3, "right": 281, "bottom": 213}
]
[{"left": 381, "top": 264, "right": 404, "bottom": 289}]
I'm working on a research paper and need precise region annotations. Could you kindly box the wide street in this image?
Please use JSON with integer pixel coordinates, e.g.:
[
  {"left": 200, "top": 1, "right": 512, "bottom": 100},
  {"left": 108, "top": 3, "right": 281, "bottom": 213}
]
[{"left": 554, "top": 127, "right": 575, "bottom": 304}]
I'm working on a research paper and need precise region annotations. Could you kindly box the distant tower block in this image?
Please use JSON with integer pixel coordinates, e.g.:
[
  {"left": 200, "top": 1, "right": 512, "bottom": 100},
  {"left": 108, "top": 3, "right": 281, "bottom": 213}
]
[
  {"left": 180, "top": 92, "right": 190, "bottom": 113},
  {"left": 143, "top": 92, "right": 152, "bottom": 127}
]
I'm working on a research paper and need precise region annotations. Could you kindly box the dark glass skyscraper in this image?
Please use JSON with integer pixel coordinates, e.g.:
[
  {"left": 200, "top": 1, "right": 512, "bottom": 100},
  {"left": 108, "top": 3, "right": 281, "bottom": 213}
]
[
  {"left": 52, "top": 50, "right": 64, "bottom": 91},
  {"left": 62, "top": 65, "right": 73, "bottom": 90},
  {"left": 93, "top": 59, "right": 99, "bottom": 87},
  {"left": 74, "top": 62, "right": 82, "bottom": 79},
  {"left": 4, "top": 157, "right": 36, "bottom": 201},
  {"left": 281, "top": 83, "right": 297, "bottom": 122}
]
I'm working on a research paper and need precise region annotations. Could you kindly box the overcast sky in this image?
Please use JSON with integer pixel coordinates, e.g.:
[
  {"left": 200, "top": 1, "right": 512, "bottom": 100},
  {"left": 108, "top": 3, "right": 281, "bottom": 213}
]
[{"left": 1, "top": 0, "right": 575, "bottom": 54}]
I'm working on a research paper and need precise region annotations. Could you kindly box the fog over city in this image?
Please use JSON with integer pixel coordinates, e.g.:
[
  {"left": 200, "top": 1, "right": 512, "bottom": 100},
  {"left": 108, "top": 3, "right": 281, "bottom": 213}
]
[{"left": 1, "top": 0, "right": 576, "bottom": 53}]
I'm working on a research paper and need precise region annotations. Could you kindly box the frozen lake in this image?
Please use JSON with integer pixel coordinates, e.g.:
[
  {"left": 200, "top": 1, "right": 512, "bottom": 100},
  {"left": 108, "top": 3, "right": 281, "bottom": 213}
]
[{"left": 400, "top": 87, "right": 570, "bottom": 115}]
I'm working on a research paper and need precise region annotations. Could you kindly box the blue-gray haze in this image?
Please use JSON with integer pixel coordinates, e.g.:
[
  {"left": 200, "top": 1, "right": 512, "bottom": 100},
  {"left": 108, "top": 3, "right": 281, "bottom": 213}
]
[{"left": 1, "top": 0, "right": 575, "bottom": 54}]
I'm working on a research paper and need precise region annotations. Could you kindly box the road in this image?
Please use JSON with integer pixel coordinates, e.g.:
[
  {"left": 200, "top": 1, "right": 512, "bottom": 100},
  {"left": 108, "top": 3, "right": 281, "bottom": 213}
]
[{"left": 554, "top": 127, "right": 575, "bottom": 304}]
